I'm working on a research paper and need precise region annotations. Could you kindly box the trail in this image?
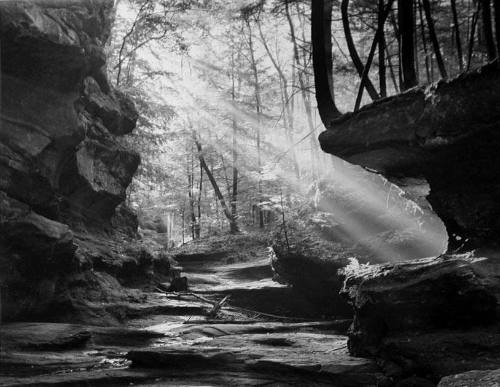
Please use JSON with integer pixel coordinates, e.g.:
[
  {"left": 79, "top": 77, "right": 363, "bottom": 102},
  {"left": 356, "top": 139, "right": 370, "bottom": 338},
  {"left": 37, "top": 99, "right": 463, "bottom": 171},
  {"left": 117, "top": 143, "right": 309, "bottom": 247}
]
[{"left": 0, "top": 235, "right": 384, "bottom": 386}]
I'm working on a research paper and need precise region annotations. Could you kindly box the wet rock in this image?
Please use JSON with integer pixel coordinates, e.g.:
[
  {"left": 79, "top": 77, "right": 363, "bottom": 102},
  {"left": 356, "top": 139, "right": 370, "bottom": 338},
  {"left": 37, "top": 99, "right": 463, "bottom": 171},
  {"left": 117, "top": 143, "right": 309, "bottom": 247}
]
[
  {"left": 127, "top": 332, "right": 385, "bottom": 386},
  {"left": 438, "top": 369, "right": 500, "bottom": 387},
  {"left": 318, "top": 61, "right": 500, "bottom": 250},
  {"left": 1, "top": 323, "right": 91, "bottom": 351},
  {"left": 343, "top": 255, "right": 497, "bottom": 357}
]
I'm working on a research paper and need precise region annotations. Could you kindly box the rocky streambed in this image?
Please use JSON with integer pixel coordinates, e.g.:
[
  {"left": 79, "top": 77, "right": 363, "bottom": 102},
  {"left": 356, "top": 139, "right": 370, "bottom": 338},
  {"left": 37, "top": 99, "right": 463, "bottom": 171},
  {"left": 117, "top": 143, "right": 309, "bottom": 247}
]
[{"left": 0, "top": 236, "right": 386, "bottom": 387}]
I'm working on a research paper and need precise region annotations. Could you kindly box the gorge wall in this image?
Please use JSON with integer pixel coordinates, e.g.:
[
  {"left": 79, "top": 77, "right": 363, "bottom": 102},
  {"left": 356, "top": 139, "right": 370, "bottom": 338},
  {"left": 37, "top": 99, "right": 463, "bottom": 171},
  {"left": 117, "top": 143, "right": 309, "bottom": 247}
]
[
  {"left": 0, "top": 0, "right": 160, "bottom": 323},
  {"left": 319, "top": 61, "right": 500, "bottom": 252},
  {"left": 316, "top": 61, "right": 500, "bottom": 382}
]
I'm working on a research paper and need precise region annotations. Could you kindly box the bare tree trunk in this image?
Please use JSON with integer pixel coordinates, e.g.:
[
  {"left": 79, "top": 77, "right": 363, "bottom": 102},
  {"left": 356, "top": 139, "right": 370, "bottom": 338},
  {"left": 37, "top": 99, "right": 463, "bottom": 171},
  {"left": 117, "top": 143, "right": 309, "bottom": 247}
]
[
  {"left": 181, "top": 204, "right": 185, "bottom": 244},
  {"left": 286, "top": 3, "right": 319, "bottom": 180},
  {"left": 451, "top": 0, "right": 464, "bottom": 70},
  {"left": 481, "top": 0, "right": 497, "bottom": 59},
  {"left": 378, "top": 0, "right": 387, "bottom": 97},
  {"left": 422, "top": 0, "right": 448, "bottom": 78},
  {"left": 294, "top": 3, "right": 320, "bottom": 180},
  {"left": 399, "top": 0, "right": 418, "bottom": 90},
  {"left": 256, "top": 20, "right": 300, "bottom": 177},
  {"left": 340, "top": 0, "right": 380, "bottom": 101},
  {"left": 312, "top": 0, "right": 342, "bottom": 127},
  {"left": 230, "top": 123, "right": 239, "bottom": 234},
  {"left": 196, "top": 161, "right": 203, "bottom": 239},
  {"left": 354, "top": 0, "right": 395, "bottom": 110},
  {"left": 187, "top": 150, "right": 196, "bottom": 240},
  {"left": 467, "top": 1, "right": 481, "bottom": 70},
  {"left": 245, "top": 19, "right": 264, "bottom": 228},
  {"left": 386, "top": 45, "right": 400, "bottom": 92},
  {"left": 494, "top": 0, "right": 500, "bottom": 55},
  {"left": 195, "top": 139, "right": 236, "bottom": 230},
  {"left": 418, "top": 0, "right": 432, "bottom": 82},
  {"left": 230, "top": 45, "right": 240, "bottom": 234}
]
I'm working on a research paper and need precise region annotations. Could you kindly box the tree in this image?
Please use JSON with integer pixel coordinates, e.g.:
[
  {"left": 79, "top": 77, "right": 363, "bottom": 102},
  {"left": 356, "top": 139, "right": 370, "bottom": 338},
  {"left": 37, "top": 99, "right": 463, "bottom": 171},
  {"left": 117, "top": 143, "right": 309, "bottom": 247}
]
[
  {"left": 481, "top": 0, "right": 497, "bottom": 60},
  {"left": 312, "top": 0, "right": 342, "bottom": 127},
  {"left": 256, "top": 18, "right": 301, "bottom": 178},
  {"left": 450, "top": 0, "right": 464, "bottom": 70},
  {"left": 378, "top": 0, "right": 388, "bottom": 97},
  {"left": 422, "top": 0, "right": 448, "bottom": 78},
  {"left": 340, "top": 0, "right": 380, "bottom": 101},
  {"left": 195, "top": 139, "right": 239, "bottom": 233},
  {"left": 245, "top": 17, "right": 265, "bottom": 228},
  {"left": 398, "top": 0, "right": 418, "bottom": 90},
  {"left": 495, "top": 0, "right": 500, "bottom": 56}
]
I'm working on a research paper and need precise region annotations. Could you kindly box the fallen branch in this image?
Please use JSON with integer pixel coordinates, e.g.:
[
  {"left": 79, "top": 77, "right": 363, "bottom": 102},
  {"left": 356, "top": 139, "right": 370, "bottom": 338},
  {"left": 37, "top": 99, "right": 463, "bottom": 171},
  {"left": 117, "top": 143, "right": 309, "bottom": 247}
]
[
  {"left": 226, "top": 305, "right": 310, "bottom": 322},
  {"left": 183, "top": 319, "right": 269, "bottom": 325},
  {"left": 159, "top": 291, "right": 214, "bottom": 305},
  {"left": 159, "top": 290, "right": 309, "bottom": 322},
  {"left": 208, "top": 295, "right": 230, "bottom": 318}
]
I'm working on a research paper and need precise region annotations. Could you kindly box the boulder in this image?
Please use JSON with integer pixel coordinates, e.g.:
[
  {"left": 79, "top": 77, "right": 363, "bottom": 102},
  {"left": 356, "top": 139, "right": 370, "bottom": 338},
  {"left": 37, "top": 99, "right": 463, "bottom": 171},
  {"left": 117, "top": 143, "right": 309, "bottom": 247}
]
[
  {"left": 343, "top": 255, "right": 497, "bottom": 357},
  {"left": 342, "top": 254, "right": 500, "bottom": 381}
]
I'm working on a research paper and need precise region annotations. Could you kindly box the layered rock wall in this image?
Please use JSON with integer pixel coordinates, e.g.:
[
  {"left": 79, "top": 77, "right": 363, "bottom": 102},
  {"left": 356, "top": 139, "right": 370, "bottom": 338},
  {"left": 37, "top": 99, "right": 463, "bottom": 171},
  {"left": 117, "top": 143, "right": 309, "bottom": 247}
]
[
  {"left": 0, "top": 0, "right": 145, "bottom": 321},
  {"left": 319, "top": 61, "right": 500, "bottom": 251}
]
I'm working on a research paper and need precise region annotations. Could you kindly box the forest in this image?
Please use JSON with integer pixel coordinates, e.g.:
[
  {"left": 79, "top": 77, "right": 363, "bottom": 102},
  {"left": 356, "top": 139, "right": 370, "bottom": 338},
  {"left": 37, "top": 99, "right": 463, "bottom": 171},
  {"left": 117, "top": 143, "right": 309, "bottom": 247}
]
[
  {"left": 0, "top": 0, "right": 499, "bottom": 386},
  {"left": 111, "top": 0, "right": 497, "bottom": 247}
]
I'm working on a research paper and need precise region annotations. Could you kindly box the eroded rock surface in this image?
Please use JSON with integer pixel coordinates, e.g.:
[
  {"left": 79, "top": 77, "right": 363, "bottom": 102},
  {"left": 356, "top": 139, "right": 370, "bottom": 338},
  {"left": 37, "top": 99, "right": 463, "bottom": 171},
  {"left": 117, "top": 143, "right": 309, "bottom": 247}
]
[
  {"left": 0, "top": 0, "right": 165, "bottom": 323},
  {"left": 319, "top": 61, "right": 500, "bottom": 250},
  {"left": 0, "top": 235, "right": 387, "bottom": 387},
  {"left": 342, "top": 254, "right": 500, "bottom": 382}
]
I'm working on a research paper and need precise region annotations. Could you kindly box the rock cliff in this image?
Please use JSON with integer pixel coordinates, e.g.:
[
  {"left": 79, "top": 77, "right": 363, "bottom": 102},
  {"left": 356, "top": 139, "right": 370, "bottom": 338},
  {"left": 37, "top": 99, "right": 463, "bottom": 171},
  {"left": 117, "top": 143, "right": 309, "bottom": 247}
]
[
  {"left": 319, "top": 61, "right": 500, "bottom": 251},
  {"left": 0, "top": 0, "right": 165, "bottom": 323},
  {"left": 317, "top": 62, "right": 500, "bottom": 383}
]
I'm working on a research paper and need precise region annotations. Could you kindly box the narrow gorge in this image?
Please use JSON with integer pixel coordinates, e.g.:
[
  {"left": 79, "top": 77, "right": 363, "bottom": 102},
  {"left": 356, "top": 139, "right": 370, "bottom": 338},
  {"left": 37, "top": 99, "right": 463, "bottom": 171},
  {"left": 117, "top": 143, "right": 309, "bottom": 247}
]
[{"left": 1, "top": 1, "right": 500, "bottom": 386}]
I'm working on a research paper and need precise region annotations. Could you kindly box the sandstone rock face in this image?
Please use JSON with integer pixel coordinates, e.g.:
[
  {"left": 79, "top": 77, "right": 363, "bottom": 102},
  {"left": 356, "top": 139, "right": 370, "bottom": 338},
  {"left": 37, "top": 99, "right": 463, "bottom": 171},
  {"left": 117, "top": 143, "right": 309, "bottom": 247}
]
[
  {"left": 319, "top": 61, "right": 500, "bottom": 251},
  {"left": 0, "top": 0, "right": 139, "bottom": 225},
  {"left": 342, "top": 255, "right": 500, "bottom": 381},
  {"left": 0, "top": 0, "right": 146, "bottom": 321},
  {"left": 343, "top": 255, "right": 497, "bottom": 355},
  {"left": 438, "top": 369, "right": 500, "bottom": 387}
]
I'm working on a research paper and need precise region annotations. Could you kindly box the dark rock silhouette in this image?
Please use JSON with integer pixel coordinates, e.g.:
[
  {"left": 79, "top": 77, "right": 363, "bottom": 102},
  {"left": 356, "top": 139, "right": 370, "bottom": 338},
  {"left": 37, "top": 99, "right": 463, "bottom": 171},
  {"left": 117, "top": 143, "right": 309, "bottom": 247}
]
[{"left": 0, "top": 0, "right": 163, "bottom": 322}]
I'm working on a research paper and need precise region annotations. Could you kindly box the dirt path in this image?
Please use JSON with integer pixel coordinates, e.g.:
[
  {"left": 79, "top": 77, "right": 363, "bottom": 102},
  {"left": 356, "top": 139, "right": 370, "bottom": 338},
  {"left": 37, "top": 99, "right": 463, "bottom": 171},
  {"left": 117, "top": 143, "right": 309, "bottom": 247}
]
[{"left": 0, "top": 237, "right": 385, "bottom": 386}]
